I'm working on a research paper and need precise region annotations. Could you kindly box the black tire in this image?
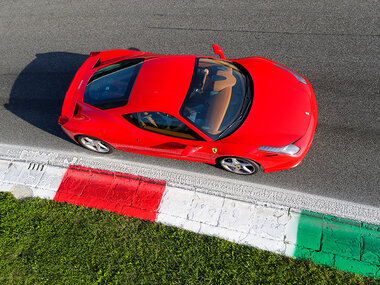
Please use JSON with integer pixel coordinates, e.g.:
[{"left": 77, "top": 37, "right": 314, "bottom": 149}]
[
  {"left": 217, "top": 157, "right": 260, "bottom": 175},
  {"left": 77, "top": 135, "right": 114, "bottom": 154}
]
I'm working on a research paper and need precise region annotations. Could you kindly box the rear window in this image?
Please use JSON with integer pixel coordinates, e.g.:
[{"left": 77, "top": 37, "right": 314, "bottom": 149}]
[{"left": 83, "top": 58, "right": 143, "bottom": 110}]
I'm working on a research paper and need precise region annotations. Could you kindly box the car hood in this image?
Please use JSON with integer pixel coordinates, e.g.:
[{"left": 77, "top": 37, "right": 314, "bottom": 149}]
[{"left": 221, "top": 57, "right": 312, "bottom": 147}]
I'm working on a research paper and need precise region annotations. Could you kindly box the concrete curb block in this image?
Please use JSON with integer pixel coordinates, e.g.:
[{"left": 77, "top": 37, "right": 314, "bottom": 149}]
[
  {"left": 0, "top": 143, "right": 379, "bottom": 225},
  {"left": 0, "top": 160, "right": 67, "bottom": 199},
  {"left": 293, "top": 211, "right": 380, "bottom": 277},
  {"left": 0, "top": 158, "right": 379, "bottom": 278}
]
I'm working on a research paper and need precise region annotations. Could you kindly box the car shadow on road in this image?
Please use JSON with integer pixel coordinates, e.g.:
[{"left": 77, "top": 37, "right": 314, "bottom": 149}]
[
  {"left": 5, "top": 49, "right": 141, "bottom": 143},
  {"left": 5, "top": 52, "right": 88, "bottom": 142}
]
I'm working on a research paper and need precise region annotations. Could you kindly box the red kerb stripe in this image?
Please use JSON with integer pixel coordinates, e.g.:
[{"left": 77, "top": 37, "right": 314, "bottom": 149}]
[{"left": 54, "top": 165, "right": 166, "bottom": 221}]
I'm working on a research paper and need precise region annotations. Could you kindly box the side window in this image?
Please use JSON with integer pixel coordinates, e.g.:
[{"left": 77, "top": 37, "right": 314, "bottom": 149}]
[{"left": 123, "top": 112, "right": 204, "bottom": 141}]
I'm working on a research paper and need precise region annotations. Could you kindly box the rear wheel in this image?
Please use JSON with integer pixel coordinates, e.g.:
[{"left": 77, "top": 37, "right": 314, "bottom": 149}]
[
  {"left": 218, "top": 157, "right": 259, "bottom": 175},
  {"left": 77, "top": 135, "right": 113, "bottom": 154}
]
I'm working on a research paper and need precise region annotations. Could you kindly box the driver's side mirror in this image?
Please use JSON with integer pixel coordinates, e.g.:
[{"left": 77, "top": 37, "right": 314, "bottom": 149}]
[{"left": 212, "top": 44, "right": 226, "bottom": 59}]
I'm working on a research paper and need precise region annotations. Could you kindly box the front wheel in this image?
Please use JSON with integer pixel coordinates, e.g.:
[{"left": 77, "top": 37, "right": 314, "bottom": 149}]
[
  {"left": 218, "top": 157, "right": 259, "bottom": 175},
  {"left": 77, "top": 135, "right": 113, "bottom": 154}
]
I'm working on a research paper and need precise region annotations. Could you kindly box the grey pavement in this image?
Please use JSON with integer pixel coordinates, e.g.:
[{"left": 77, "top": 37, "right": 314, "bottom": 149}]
[{"left": 0, "top": 1, "right": 379, "bottom": 208}]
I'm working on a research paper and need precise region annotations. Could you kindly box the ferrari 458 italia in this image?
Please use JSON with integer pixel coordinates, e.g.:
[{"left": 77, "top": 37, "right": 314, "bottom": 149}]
[{"left": 59, "top": 45, "right": 317, "bottom": 175}]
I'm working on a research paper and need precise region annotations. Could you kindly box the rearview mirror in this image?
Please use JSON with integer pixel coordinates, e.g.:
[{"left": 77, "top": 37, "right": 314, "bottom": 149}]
[{"left": 212, "top": 44, "right": 226, "bottom": 59}]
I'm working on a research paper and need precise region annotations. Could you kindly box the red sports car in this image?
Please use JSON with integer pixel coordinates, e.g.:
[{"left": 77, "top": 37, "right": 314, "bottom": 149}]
[{"left": 59, "top": 45, "right": 317, "bottom": 175}]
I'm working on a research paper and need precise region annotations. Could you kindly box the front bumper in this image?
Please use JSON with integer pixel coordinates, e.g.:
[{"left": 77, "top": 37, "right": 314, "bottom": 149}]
[
  {"left": 258, "top": 115, "right": 317, "bottom": 172},
  {"left": 255, "top": 86, "right": 318, "bottom": 173}
]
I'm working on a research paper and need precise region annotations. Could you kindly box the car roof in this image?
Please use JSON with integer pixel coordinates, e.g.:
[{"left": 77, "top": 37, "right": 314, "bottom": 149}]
[{"left": 123, "top": 55, "right": 196, "bottom": 116}]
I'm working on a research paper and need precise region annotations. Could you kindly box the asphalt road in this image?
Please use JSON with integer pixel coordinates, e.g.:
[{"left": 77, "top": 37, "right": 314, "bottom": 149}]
[{"left": 0, "top": 1, "right": 379, "bottom": 207}]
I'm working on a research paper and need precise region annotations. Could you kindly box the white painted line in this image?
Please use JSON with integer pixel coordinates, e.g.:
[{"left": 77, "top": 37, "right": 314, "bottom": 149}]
[
  {"left": 158, "top": 186, "right": 194, "bottom": 219},
  {"left": 249, "top": 206, "right": 289, "bottom": 240},
  {"left": 0, "top": 160, "right": 66, "bottom": 200},
  {"left": 2, "top": 162, "right": 24, "bottom": 184},
  {"left": 18, "top": 164, "right": 45, "bottom": 187},
  {"left": 285, "top": 210, "right": 301, "bottom": 245},
  {"left": 157, "top": 186, "right": 292, "bottom": 254},
  {"left": 198, "top": 222, "right": 248, "bottom": 243},
  {"left": 0, "top": 183, "right": 13, "bottom": 192},
  {"left": 32, "top": 188, "right": 58, "bottom": 199},
  {"left": 241, "top": 233, "right": 286, "bottom": 254},
  {"left": 0, "top": 160, "right": 10, "bottom": 182},
  {"left": 284, "top": 210, "right": 301, "bottom": 257},
  {"left": 37, "top": 166, "right": 67, "bottom": 191},
  {"left": 218, "top": 199, "right": 255, "bottom": 233},
  {"left": 157, "top": 213, "right": 201, "bottom": 233},
  {"left": 187, "top": 192, "right": 224, "bottom": 226}
]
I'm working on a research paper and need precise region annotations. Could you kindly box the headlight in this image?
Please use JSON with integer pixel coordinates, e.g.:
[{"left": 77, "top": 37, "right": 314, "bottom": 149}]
[{"left": 258, "top": 143, "right": 300, "bottom": 155}]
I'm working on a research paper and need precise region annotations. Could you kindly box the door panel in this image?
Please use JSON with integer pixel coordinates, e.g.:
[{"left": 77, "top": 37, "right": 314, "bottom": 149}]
[
  {"left": 119, "top": 126, "right": 212, "bottom": 163},
  {"left": 115, "top": 111, "right": 212, "bottom": 163}
]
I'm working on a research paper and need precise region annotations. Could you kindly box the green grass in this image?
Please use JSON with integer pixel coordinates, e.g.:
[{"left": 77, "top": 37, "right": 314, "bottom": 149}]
[{"left": 0, "top": 192, "right": 378, "bottom": 285}]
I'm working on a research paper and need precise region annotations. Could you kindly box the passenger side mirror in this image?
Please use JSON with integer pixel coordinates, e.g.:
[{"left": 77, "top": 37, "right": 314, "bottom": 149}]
[{"left": 212, "top": 44, "right": 226, "bottom": 59}]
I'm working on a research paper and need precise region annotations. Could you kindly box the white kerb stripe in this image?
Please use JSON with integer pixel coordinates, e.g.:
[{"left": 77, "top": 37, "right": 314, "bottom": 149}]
[
  {"left": 157, "top": 185, "right": 293, "bottom": 254},
  {"left": 0, "top": 160, "right": 66, "bottom": 200}
]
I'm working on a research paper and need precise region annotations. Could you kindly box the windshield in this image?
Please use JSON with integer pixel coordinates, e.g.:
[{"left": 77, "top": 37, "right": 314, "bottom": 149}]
[{"left": 180, "top": 58, "right": 252, "bottom": 140}]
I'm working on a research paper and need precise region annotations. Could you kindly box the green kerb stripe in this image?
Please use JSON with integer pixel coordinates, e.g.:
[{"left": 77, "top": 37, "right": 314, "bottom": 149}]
[{"left": 293, "top": 211, "right": 380, "bottom": 278}]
